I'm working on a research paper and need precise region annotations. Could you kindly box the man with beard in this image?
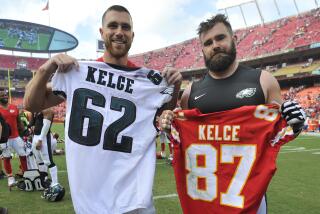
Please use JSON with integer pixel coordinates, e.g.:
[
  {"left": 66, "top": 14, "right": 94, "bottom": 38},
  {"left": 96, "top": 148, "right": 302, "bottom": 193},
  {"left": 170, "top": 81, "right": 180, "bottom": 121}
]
[
  {"left": 24, "top": 5, "right": 181, "bottom": 213},
  {"left": 159, "top": 14, "right": 305, "bottom": 214},
  {"left": 0, "top": 90, "right": 28, "bottom": 188}
]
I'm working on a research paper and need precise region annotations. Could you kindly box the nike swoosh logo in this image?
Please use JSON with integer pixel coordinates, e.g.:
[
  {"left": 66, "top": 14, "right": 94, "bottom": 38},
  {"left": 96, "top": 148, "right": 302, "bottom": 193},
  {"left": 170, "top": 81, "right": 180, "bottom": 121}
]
[{"left": 194, "top": 93, "right": 206, "bottom": 100}]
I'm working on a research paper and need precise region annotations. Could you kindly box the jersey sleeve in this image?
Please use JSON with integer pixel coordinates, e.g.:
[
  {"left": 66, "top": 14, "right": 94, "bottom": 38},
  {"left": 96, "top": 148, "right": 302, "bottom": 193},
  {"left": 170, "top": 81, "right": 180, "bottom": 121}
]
[
  {"left": 142, "top": 68, "right": 174, "bottom": 108},
  {"left": 51, "top": 71, "right": 68, "bottom": 99},
  {"left": 158, "top": 78, "right": 174, "bottom": 106}
]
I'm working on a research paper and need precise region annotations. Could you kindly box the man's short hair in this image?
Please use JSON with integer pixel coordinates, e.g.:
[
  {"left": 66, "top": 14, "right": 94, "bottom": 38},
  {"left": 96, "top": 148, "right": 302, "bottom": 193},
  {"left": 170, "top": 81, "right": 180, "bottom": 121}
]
[
  {"left": 102, "top": 5, "right": 131, "bottom": 25},
  {"left": 197, "top": 14, "right": 233, "bottom": 36}
]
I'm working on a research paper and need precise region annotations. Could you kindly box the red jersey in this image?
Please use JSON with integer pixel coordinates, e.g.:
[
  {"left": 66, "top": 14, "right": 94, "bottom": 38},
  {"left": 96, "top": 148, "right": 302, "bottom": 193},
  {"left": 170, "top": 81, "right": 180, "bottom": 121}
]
[
  {"left": 0, "top": 104, "right": 20, "bottom": 138},
  {"left": 171, "top": 105, "right": 295, "bottom": 214},
  {"left": 96, "top": 54, "right": 137, "bottom": 68}
]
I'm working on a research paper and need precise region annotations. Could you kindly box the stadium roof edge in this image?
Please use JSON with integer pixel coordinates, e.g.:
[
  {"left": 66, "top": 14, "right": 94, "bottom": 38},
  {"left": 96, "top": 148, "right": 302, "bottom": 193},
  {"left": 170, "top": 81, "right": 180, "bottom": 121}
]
[{"left": 216, "top": 0, "right": 254, "bottom": 10}]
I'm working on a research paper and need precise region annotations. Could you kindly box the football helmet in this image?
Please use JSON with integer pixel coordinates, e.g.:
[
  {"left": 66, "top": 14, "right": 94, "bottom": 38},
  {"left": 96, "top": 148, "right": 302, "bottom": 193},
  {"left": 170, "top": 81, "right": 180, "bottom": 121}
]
[
  {"left": 43, "top": 183, "right": 65, "bottom": 202},
  {"left": 39, "top": 171, "right": 51, "bottom": 189}
]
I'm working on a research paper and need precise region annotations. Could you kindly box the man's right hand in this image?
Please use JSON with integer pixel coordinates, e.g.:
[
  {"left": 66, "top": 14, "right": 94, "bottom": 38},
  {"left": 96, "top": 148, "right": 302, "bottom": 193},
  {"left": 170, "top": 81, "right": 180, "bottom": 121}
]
[
  {"left": 36, "top": 140, "right": 43, "bottom": 150},
  {"left": 159, "top": 110, "right": 175, "bottom": 133},
  {"left": 40, "top": 53, "right": 79, "bottom": 75}
]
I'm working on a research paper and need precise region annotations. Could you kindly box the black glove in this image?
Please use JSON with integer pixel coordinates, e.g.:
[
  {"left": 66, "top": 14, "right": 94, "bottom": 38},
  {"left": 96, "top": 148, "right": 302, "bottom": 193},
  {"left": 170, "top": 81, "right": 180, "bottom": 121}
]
[{"left": 280, "top": 101, "right": 306, "bottom": 134}]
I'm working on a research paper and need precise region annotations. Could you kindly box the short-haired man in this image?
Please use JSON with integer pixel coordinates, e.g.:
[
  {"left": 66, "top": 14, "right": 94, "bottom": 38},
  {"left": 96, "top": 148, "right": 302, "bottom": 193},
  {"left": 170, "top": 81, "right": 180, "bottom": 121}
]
[{"left": 24, "top": 5, "right": 182, "bottom": 214}]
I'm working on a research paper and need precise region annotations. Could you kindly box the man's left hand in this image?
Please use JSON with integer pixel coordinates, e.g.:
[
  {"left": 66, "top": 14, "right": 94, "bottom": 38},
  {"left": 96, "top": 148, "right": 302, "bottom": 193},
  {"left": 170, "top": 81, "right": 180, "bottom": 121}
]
[
  {"left": 162, "top": 67, "right": 182, "bottom": 86},
  {"left": 280, "top": 100, "right": 306, "bottom": 134},
  {"left": 36, "top": 140, "right": 43, "bottom": 150}
]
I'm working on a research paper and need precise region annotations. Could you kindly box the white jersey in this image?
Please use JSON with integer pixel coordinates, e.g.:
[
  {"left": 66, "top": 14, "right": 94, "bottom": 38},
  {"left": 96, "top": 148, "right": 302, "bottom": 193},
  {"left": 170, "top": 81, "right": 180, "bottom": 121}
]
[{"left": 51, "top": 61, "right": 173, "bottom": 214}]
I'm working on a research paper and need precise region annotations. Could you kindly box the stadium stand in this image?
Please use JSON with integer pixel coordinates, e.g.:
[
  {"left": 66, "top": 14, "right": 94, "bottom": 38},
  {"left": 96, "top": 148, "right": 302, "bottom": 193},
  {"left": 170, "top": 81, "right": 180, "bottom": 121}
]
[
  {"left": 282, "top": 85, "right": 320, "bottom": 132},
  {"left": 273, "top": 60, "right": 320, "bottom": 77},
  {"left": 0, "top": 54, "right": 47, "bottom": 70},
  {"left": 130, "top": 8, "right": 320, "bottom": 71}
]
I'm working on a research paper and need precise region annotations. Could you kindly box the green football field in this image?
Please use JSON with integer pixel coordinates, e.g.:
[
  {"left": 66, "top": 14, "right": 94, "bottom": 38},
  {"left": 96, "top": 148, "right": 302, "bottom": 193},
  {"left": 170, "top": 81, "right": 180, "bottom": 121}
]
[
  {"left": 0, "top": 29, "right": 50, "bottom": 51},
  {"left": 0, "top": 123, "right": 319, "bottom": 214}
]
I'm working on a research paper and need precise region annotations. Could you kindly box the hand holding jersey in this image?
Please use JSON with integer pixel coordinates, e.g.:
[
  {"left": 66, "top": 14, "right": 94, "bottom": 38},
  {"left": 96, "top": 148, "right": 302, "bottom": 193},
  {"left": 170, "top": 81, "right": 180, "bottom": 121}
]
[
  {"left": 160, "top": 67, "right": 182, "bottom": 110},
  {"left": 159, "top": 106, "right": 182, "bottom": 133},
  {"left": 35, "top": 140, "right": 42, "bottom": 150},
  {"left": 159, "top": 110, "right": 174, "bottom": 131},
  {"left": 41, "top": 54, "right": 79, "bottom": 74},
  {"left": 23, "top": 54, "right": 79, "bottom": 113},
  {"left": 162, "top": 66, "right": 182, "bottom": 86},
  {"left": 280, "top": 100, "right": 306, "bottom": 134}
]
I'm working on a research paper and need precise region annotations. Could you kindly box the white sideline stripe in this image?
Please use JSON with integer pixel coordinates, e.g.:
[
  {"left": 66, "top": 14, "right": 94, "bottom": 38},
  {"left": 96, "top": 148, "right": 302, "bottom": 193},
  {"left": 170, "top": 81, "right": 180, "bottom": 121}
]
[
  {"left": 280, "top": 149, "right": 320, "bottom": 154},
  {"left": 156, "top": 162, "right": 168, "bottom": 165},
  {"left": 298, "top": 137, "right": 320, "bottom": 140},
  {"left": 153, "top": 193, "right": 178, "bottom": 200}
]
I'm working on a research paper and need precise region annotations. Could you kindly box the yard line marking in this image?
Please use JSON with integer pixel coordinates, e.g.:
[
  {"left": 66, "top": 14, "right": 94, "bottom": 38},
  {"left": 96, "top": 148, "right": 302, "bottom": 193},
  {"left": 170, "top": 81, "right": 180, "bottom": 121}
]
[
  {"left": 156, "top": 162, "right": 169, "bottom": 165},
  {"left": 280, "top": 149, "right": 320, "bottom": 154},
  {"left": 298, "top": 137, "right": 320, "bottom": 140},
  {"left": 281, "top": 147, "right": 306, "bottom": 151},
  {"left": 153, "top": 193, "right": 178, "bottom": 200}
]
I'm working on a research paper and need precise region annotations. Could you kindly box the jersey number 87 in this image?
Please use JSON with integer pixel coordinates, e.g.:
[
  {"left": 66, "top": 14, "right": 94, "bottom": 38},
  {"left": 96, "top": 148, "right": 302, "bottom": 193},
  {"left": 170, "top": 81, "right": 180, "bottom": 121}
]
[{"left": 185, "top": 105, "right": 279, "bottom": 208}]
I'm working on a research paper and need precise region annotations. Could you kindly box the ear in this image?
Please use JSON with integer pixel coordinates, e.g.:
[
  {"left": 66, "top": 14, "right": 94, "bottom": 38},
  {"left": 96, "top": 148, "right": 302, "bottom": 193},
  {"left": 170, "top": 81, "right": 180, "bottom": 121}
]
[
  {"left": 232, "top": 34, "right": 238, "bottom": 43},
  {"left": 99, "top": 28, "right": 103, "bottom": 38},
  {"left": 132, "top": 31, "right": 135, "bottom": 40}
]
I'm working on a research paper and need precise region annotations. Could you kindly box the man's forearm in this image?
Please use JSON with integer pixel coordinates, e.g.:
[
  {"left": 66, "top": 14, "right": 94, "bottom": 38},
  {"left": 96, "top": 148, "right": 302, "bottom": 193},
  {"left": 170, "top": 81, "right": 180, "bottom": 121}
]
[
  {"left": 162, "top": 82, "right": 181, "bottom": 111},
  {"left": 167, "top": 83, "right": 181, "bottom": 110},
  {"left": 24, "top": 67, "right": 54, "bottom": 112}
]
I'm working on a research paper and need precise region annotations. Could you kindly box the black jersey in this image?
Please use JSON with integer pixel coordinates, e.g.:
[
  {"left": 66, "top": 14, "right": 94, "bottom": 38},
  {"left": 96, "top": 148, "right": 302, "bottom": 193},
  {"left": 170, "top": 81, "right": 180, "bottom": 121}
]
[
  {"left": 33, "top": 113, "right": 44, "bottom": 135},
  {"left": 0, "top": 114, "right": 11, "bottom": 143},
  {"left": 188, "top": 65, "right": 265, "bottom": 113},
  {"left": 33, "top": 113, "right": 52, "bottom": 135}
]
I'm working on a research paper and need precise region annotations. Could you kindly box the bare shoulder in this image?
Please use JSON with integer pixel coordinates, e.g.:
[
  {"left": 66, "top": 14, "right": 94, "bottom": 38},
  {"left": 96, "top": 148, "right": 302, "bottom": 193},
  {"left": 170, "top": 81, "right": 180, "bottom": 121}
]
[
  {"left": 260, "top": 70, "right": 283, "bottom": 104},
  {"left": 180, "top": 83, "right": 192, "bottom": 109}
]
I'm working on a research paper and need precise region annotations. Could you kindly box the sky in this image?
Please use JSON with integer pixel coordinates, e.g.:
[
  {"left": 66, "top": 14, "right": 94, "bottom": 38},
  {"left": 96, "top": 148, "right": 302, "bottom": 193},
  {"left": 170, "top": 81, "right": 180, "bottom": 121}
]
[{"left": 0, "top": 0, "right": 318, "bottom": 59}]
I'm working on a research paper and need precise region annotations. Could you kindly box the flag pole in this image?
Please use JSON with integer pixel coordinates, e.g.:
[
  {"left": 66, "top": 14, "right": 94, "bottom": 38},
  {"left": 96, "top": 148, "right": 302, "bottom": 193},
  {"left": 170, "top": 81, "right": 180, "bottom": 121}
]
[
  {"left": 7, "top": 69, "right": 11, "bottom": 104},
  {"left": 42, "top": 0, "right": 50, "bottom": 26},
  {"left": 48, "top": 0, "right": 51, "bottom": 26}
]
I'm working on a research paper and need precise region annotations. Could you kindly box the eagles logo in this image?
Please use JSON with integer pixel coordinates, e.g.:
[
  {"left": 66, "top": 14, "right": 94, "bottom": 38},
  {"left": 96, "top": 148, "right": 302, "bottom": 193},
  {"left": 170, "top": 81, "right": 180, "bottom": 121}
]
[
  {"left": 236, "top": 88, "right": 256, "bottom": 99},
  {"left": 160, "top": 87, "right": 173, "bottom": 96},
  {"left": 147, "top": 70, "right": 162, "bottom": 85}
]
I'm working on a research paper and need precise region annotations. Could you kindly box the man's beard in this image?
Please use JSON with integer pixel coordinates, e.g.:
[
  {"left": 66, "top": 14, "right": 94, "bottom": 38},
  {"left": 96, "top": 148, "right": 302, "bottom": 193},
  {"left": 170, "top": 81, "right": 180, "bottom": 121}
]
[
  {"left": 105, "top": 39, "right": 131, "bottom": 58},
  {"left": 204, "top": 41, "right": 237, "bottom": 73}
]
